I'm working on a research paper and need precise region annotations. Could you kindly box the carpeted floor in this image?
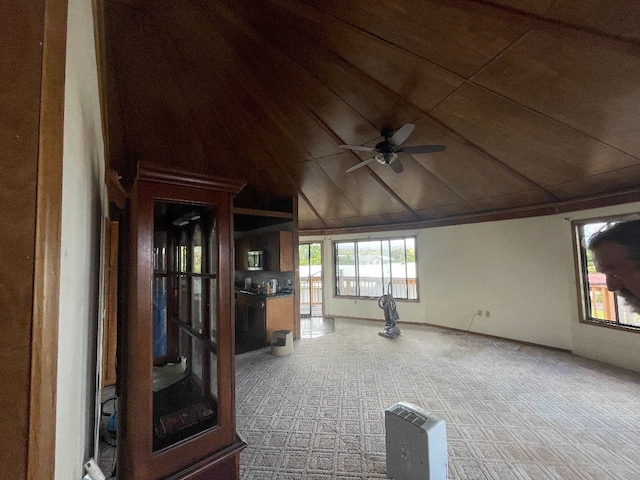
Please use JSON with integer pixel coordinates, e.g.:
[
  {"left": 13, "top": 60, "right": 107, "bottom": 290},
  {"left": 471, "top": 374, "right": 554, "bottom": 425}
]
[{"left": 235, "top": 318, "right": 640, "bottom": 479}]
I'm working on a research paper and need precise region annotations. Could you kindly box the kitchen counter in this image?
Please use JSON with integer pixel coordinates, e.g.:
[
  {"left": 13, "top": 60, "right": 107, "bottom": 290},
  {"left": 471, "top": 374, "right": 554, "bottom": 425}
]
[{"left": 235, "top": 288, "right": 294, "bottom": 298}]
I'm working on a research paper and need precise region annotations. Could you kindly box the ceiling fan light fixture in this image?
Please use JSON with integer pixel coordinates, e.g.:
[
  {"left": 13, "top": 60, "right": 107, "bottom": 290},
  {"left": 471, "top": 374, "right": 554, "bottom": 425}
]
[
  {"left": 341, "top": 123, "right": 445, "bottom": 173},
  {"left": 375, "top": 152, "right": 397, "bottom": 164}
]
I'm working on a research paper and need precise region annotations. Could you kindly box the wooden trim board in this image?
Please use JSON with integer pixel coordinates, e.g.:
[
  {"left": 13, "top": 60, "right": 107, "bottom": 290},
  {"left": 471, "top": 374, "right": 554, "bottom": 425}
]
[{"left": 28, "top": 0, "right": 68, "bottom": 477}]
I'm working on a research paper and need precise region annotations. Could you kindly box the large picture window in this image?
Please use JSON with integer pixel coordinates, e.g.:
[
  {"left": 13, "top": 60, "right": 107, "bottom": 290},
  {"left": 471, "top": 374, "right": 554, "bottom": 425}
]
[
  {"left": 334, "top": 237, "right": 417, "bottom": 300},
  {"left": 573, "top": 218, "right": 640, "bottom": 331}
]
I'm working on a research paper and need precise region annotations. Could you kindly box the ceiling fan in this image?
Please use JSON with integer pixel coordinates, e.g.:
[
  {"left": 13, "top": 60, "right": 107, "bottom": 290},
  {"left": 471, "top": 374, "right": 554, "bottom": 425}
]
[{"left": 338, "top": 123, "right": 446, "bottom": 173}]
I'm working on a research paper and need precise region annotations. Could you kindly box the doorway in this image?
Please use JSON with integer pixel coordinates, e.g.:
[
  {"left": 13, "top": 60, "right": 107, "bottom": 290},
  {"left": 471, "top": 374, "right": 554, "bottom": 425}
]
[{"left": 298, "top": 242, "right": 322, "bottom": 317}]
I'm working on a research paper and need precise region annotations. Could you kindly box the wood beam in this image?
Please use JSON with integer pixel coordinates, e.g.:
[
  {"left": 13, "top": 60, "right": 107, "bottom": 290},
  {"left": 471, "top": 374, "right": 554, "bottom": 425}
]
[{"left": 28, "top": 0, "right": 68, "bottom": 477}]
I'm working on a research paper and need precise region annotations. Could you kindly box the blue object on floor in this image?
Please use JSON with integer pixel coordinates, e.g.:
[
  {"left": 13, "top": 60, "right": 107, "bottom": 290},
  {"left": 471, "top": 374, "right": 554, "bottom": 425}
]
[{"left": 107, "top": 410, "right": 117, "bottom": 434}]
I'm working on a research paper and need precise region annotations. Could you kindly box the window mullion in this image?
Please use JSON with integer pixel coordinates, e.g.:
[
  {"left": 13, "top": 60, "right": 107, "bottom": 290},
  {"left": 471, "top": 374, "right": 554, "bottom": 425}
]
[{"left": 355, "top": 242, "right": 360, "bottom": 297}]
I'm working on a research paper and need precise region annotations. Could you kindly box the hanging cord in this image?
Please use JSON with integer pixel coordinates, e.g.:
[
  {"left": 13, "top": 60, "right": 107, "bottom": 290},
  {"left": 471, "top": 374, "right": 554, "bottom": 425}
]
[
  {"left": 467, "top": 312, "right": 479, "bottom": 331},
  {"left": 378, "top": 293, "right": 399, "bottom": 325},
  {"left": 440, "top": 312, "right": 478, "bottom": 336}
]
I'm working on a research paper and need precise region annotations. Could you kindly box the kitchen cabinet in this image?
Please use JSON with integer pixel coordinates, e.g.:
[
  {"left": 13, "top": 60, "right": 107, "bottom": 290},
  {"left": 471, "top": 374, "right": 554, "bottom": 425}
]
[
  {"left": 234, "top": 230, "right": 293, "bottom": 273},
  {"left": 264, "top": 294, "right": 295, "bottom": 339},
  {"left": 235, "top": 292, "right": 294, "bottom": 342},
  {"left": 235, "top": 293, "right": 265, "bottom": 340},
  {"left": 118, "top": 164, "right": 246, "bottom": 480},
  {"left": 249, "top": 234, "right": 267, "bottom": 252},
  {"left": 234, "top": 237, "right": 249, "bottom": 270},
  {"left": 266, "top": 231, "right": 293, "bottom": 272}
]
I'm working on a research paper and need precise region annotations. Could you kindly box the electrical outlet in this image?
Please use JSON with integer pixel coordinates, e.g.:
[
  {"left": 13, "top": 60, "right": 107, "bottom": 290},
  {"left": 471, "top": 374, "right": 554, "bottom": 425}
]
[
  {"left": 485, "top": 310, "right": 490, "bottom": 318},
  {"left": 477, "top": 310, "right": 483, "bottom": 316}
]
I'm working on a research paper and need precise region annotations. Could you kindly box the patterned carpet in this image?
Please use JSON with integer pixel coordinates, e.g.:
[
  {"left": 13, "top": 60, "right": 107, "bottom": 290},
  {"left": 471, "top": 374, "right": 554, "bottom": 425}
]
[{"left": 236, "top": 318, "right": 640, "bottom": 479}]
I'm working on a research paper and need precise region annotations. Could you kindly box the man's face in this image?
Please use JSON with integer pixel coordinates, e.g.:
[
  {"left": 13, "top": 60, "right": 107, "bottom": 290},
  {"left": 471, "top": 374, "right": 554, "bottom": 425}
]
[{"left": 592, "top": 241, "right": 640, "bottom": 313}]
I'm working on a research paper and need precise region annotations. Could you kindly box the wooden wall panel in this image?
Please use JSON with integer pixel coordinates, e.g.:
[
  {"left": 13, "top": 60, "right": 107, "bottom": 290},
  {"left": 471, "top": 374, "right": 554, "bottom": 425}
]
[
  {"left": 315, "top": 154, "right": 412, "bottom": 217},
  {"left": 433, "top": 83, "right": 640, "bottom": 191},
  {"left": 374, "top": 156, "right": 464, "bottom": 211},
  {"left": 468, "top": 190, "right": 552, "bottom": 214},
  {"left": 0, "top": 0, "right": 46, "bottom": 478},
  {"left": 214, "top": 0, "right": 424, "bottom": 134},
  {"left": 473, "top": 30, "right": 640, "bottom": 158},
  {"left": 323, "top": 211, "right": 418, "bottom": 229},
  {"left": 406, "top": 118, "right": 544, "bottom": 201},
  {"left": 28, "top": 0, "right": 67, "bottom": 477},
  {"left": 104, "top": 0, "right": 640, "bottom": 232},
  {"left": 165, "top": 2, "right": 325, "bottom": 163},
  {"left": 302, "top": 0, "right": 530, "bottom": 78},
  {"left": 415, "top": 202, "right": 481, "bottom": 220},
  {"left": 200, "top": 8, "right": 377, "bottom": 150},
  {"left": 297, "top": 197, "right": 327, "bottom": 230},
  {"left": 485, "top": 0, "right": 555, "bottom": 16},
  {"left": 170, "top": 5, "right": 343, "bottom": 162},
  {"left": 107, "top": 6, "right": 212, "bottom": 180},
  {"left": 547, "top": 165, "right": 640, "bottom": 200},
  {"left": 288, "top": 162, "right": 364, "bottom": 221},
  {"left": 548, "top": 0, "right": 640, "bottom": 42},
  {"left": 227, "top": 0, "right": 464, "bottom": 112},
  {"left": 1, "top": 0, "right": 66, "bottom": 477}
]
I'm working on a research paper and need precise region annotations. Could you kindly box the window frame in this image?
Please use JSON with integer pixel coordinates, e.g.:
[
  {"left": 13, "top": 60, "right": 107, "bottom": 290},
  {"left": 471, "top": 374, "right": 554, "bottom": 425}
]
[
  {"left": 333, "top": 235, "right": 419, "bottom": 301},
  {"left": 572, "top": 215, "right": 640, "bottom": 334}
]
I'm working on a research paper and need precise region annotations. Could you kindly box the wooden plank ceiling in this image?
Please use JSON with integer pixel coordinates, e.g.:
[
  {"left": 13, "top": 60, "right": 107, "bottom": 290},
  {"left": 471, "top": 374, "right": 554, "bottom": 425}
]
[{"left": 102, "top": 0, "right": 640, "bottom": 233}]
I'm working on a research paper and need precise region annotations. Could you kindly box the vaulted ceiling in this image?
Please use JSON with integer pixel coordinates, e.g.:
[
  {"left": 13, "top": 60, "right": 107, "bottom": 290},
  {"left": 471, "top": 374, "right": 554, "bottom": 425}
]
[{"left": 102, "top": 0, "right": 640, "bottom": 233}]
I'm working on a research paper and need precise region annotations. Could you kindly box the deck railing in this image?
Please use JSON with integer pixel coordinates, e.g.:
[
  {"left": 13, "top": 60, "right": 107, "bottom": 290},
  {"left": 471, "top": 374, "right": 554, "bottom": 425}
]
[
  {"left": 588, "top": 284, "right": 616, "bottom": 320},
  {"left": 336, "top": 276, "right": 417, "bottom": 299},
  {"left": 299, "top": 278, "right": 323, "bottom": 316},
  {"left": 299, "top": 276, "right": 417, "bottom": 316}
]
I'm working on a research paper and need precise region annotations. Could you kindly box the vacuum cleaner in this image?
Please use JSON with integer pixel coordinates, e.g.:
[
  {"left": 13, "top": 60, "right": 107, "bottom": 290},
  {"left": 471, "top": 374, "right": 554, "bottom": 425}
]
[{"left": 378, "top": 283, "right": 401, "bottom": 339}]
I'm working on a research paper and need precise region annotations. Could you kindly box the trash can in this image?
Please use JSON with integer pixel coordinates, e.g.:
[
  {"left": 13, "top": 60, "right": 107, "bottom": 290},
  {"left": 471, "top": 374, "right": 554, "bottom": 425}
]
[{"left": 270, "top": 330, "right": 293, "bottom": 356}]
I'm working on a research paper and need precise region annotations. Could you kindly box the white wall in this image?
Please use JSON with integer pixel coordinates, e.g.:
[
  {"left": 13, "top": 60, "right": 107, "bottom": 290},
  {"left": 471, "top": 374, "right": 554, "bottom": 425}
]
[
  {"left": 55, "top": 0, "right": 107, "bottom": 478},
  {"left": 303, "top": 201, "right": 640, "bottom": 373}
]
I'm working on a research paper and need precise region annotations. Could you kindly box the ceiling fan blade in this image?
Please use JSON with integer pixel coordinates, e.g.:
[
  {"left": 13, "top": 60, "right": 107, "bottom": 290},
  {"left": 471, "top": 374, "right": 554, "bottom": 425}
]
[
  {"left": 346, "top": 157, "right": 376, "bottom": 172},
  {"left": 389, "top": 123, "right": 415, "bottom": 146},
  {"left": 399, "top": 145, "right": 447, "bottom": 154},
  {"left": 338, "top": 144, "right": 375, "bottom": 152},
  {"left": 389, "top": 158, "right": 404, "bottom": 173}
]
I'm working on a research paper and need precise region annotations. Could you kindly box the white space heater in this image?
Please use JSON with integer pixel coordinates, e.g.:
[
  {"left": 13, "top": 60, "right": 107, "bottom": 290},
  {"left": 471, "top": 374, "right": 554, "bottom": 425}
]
[{"left": 385, "top": 402, "right": 447, "bottom": 480}]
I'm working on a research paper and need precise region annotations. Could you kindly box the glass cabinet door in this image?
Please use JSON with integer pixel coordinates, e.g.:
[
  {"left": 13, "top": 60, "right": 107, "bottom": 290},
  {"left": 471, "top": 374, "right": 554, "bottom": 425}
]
[
  {"left": 119, "top": 165, "right": 245, "bottom": 480},
  {"left": 152, "top": 201, "right": 219, "bottom": 451}
]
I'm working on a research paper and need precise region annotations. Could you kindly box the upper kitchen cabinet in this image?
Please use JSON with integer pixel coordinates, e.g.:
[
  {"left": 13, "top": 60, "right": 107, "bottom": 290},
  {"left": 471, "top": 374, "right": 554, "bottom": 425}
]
[
  {"left": 234, "top": 237, "right": 249, "bottom": 271},
  {"left": 266, "top": 231, "right": 293, "bottom": 272},
  {"left": 119, "top": 164, "right": 246, "bottom": 480},
  {"left": 234, "top": 230, "right": 293, "bottom": 272},
  {"left": 233, "top": 208, "right": 295, "bottom": 273}
]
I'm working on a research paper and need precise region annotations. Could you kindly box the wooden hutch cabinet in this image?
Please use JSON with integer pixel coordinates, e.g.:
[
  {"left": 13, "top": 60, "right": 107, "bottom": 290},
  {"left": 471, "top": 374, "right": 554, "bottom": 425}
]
[{"left": 118, "top": 165, "right": 246, "bottom": 479}]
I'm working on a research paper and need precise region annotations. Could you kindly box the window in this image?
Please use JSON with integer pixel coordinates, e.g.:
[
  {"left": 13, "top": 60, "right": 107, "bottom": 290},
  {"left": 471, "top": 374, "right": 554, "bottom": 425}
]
[
  {"left": 334, "top": 237, "right": 417, "bottom": 300},
  {"left": 299, "top": 242, "right": 322, "bottom": 317},
  {"left": 573, "top": 218, "right": 640, "bottom": 331},
  {"left": 152, "top": 202, "right": 220, "bottom": 450}
]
